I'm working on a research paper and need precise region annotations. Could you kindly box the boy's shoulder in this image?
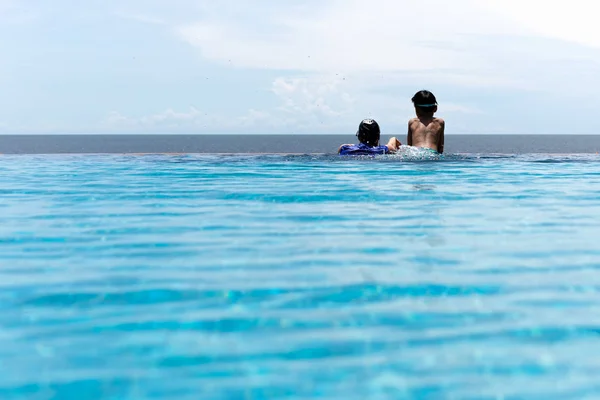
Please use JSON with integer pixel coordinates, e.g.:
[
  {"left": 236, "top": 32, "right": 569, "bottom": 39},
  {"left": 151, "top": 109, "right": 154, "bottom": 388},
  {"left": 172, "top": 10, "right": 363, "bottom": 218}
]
[
  {"left": 338, "top": 143, "right": 354, "bottom": 152},
  {"left": 408, "top": 117, "right": 444, "bottom": 125}
]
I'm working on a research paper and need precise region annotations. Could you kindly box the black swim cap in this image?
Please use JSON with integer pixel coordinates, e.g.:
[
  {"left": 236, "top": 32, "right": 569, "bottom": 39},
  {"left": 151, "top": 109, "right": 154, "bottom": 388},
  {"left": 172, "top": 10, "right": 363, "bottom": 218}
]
[
  {"left": 411, "top": 90, "right": 438, "bottom": 108},
  {"left": 356, "top": 119, "right": 380, "bottom": 146}
]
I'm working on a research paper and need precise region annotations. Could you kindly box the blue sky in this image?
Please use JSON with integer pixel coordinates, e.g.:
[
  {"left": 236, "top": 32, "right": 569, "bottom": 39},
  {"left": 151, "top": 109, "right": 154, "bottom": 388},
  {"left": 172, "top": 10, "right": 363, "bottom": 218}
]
[{"left": 1, "top": 0, "right": 600, "bottom": 135}]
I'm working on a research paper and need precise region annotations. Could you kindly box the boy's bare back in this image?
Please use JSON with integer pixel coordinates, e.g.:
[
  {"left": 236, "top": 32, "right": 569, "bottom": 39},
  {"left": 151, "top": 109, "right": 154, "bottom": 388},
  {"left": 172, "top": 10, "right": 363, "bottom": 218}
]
[
  {"left": 407, "top": 117, "right": 445, "bottom": 154},
  {"left": 407, "top": 90, "right": 445, "bottom": 154}
]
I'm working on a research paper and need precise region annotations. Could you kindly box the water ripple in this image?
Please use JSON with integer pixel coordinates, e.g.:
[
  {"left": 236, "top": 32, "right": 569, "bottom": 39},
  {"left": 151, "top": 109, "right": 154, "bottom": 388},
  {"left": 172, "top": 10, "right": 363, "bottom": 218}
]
[{"left": 2, "top": 154, "right": 600, "bottom": 399}]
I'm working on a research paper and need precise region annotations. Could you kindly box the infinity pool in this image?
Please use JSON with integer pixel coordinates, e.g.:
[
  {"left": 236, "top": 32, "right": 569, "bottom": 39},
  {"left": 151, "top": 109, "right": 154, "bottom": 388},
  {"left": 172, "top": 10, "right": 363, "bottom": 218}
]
[{"left": 1, "top": 153, "right": 600, "bottom": 399}]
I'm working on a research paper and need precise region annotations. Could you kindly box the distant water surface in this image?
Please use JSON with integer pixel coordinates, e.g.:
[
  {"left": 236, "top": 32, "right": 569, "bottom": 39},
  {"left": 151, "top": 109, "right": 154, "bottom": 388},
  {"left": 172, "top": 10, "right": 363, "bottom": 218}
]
[
  {"left": 2, "top": 134, "right": 600, "bottom": 154},
  {"left": 2, "top": 152, "right": 600, "bottom": 399}
]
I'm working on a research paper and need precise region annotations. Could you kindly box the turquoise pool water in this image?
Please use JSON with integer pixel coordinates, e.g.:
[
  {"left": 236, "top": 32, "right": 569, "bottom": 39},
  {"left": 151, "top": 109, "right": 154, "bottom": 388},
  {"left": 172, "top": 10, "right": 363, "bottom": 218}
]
[{"left": 2, "top": 153, "right": 600, "bottom": 399}]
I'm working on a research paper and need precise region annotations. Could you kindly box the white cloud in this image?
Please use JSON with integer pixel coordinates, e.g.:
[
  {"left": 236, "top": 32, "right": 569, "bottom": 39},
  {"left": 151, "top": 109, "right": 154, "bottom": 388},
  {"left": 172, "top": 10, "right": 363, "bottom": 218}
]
[
  {"left": 4, "top": 0, "right": 600, "bottom": 135},
  {"left": 104, "top": 106, "right": 284, "bottom": 133},
  {"left": 176, "top": 0, "right": 520, "bottom": 74},
  {"left": 271, "top": 75, "right": 354, "bottom": 117},
  {"left": 175, "top": 0, "right": 600, "bottom": 95},
  {"left": 104, "top": 73, "right": 483, "bottom": 134},
  {"left": 105, "top": 108, "right": 223, "bottom": 131},
  {"left": 482, "top": 1, "right": 600, "bottom": 49},
  {"left": 65, "top": 1, "right": 600, "bottom": 135},
  {"left": 104, "top": 74, "right": 355, "bottom": 133}
]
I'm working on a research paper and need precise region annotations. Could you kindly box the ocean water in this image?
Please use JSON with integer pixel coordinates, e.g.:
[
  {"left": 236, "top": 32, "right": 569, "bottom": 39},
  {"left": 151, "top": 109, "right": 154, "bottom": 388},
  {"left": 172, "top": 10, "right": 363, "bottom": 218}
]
[
  {"left": 3, "top": 134, "right": 600, "bottom": 154},
  {"left": 2, "top": 149, "right": 600, "bottom": 399}
]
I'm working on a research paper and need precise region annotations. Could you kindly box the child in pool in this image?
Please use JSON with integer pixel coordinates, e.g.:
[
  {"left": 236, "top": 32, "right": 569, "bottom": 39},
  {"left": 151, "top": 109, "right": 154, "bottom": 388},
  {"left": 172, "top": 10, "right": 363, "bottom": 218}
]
[
  {"left": 407, "top": 90, "right": 445, "bottom": 154},
  {"left": 338, "top": 119, "right": 401, "bottom": 155}
]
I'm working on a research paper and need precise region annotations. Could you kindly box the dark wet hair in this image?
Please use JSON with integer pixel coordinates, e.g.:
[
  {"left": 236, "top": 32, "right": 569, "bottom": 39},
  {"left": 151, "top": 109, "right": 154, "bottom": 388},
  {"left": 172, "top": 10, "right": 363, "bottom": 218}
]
[
  {"left": 356, "top": 119, "right": 380, "bottom": 146},
  {"left": 411, "top": 90, "right": 438, "bottom": 112}
]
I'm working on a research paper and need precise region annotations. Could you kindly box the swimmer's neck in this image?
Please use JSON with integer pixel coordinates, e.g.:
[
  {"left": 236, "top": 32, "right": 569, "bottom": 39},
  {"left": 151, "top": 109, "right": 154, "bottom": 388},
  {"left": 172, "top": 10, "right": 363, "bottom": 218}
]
[{"left": 416, "top": 114, "right": 435, "bottom": 123}]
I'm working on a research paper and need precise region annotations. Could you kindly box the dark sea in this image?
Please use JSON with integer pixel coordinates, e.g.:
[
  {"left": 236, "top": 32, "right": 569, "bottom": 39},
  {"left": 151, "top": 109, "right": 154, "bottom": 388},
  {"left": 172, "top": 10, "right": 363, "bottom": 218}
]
[{"left": 1, "top": 134, "right": 600, "bottom": 154}]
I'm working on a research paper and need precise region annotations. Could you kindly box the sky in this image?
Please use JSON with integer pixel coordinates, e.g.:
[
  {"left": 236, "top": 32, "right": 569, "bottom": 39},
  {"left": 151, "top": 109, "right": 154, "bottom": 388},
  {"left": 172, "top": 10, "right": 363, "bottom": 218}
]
[{"left": 1, "top": 0, "right": 600, "bottom": 135}]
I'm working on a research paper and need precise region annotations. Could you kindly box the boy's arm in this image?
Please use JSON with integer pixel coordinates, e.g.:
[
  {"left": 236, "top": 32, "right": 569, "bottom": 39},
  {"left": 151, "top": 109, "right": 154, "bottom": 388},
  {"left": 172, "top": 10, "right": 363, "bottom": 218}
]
[
  {"left": 385, "top": 137, "right": 401, "bottom": 153},
  {"left": 438, "top": 120, "right": 445, "bottom": 154},
  {"left": 407, "top": 121, "right": 413, "bottom": 146},
  {"left": 338, "top": 144, "right": 350, "bottom": 153}
]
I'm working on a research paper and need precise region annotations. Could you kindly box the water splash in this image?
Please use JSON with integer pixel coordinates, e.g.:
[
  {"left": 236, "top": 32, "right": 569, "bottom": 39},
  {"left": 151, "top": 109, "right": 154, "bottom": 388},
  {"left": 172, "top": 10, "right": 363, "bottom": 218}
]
[{"left": 386, "top": 145, "right": 443, "bottom": 161}]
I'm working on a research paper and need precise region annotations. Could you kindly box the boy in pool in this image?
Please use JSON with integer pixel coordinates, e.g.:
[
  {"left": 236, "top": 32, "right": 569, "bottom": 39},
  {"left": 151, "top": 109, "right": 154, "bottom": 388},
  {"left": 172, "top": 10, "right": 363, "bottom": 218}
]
[
  {"left": 407, "top": 90, "right": 445, "bottom": 154},
  {"left": 338, "top": 119, "right": 401, "bottom": 155}
]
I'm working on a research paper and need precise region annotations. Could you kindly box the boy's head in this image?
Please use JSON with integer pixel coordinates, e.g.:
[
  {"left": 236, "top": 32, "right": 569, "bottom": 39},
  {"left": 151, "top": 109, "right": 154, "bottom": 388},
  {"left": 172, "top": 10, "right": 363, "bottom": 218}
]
[
  {"left": 411, "top": 90, "right": 438, "bottom": 116},
  {"left": 356, "top": 119, "right": 381, "bottom": 146}
]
